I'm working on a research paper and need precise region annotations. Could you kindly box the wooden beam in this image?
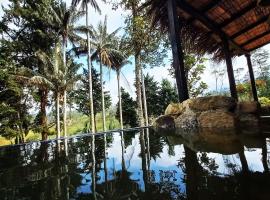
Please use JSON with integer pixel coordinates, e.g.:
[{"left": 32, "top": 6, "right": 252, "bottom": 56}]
[
  {"left": 231, "top": 15, "right": 269, "bottom": 39},
  {"left": 219, "top": 1, "right": 257, "bottom": 28},
  {"left": 176, "top": 0, "right": 247, "bottom": 54},
  {"left": 240, "top": 30, "right": 270, "bottom": 47},
  {"left": 245, "top": 54, "right": 258, "bottom": 101},
  {"left": 201, "top": 0, "right": 220, "bottom": 12},
  {"left": 247, "top": 41, "right": 270, "bottom": 52},
  {"left": 223, "top": 39, "right": 238, "bottom": 100},
  {"left": 187, "top": 0, "right": 220, "bottom": 24},
  {"left": 167, "top": 0, "right": 189, "bottom": 102}
]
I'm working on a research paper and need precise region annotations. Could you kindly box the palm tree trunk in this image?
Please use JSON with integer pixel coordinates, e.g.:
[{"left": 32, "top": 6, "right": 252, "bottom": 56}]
[
  {"left": 63, "top": 90, "right": 67, "bottom": 137},
  {"left": 40, "top": 89, "right": 48, "bottom": 140},
  {"left": 56, "top": 91, "right": 61, "bottom": 138},
  {"left": 131, "top": 2, "right": 144, "bottom": 127},
  {"left": 135, "top": 54, "right": 144, "bottom": 127},
  {"left": 100, "top": 53, "right": 106, "bottom": 131},
  {"left": 141, "top": 70, "right": 149, "bottom": 126},
  {"left": 117, "top": 70, "right": 124, "bottom": 130},
  {"left": 63, "top": 38, "right": 67, "bottom": 137},
  {"left": 86, "top": 3, "right": 95, "bottom": 133}
]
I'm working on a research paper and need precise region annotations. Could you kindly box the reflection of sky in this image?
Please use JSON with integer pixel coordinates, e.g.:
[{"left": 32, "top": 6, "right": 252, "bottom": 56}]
[{"left": 75, "top": 131, "right": 268, "bottom": 196}]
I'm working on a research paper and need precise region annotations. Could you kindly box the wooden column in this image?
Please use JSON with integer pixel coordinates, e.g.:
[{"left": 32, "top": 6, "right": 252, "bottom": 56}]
[
  {"left": 245, "top": 54, "right": 258, "bottom": 101},
  {"left": 223, "top": 39, "right": 238, "bottom": 100},
  {"left": 167, "top": 0, "right": 189, "bottom": 102}
]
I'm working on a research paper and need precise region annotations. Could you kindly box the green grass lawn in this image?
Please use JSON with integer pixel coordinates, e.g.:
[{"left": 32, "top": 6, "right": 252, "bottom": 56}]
[{"left": 0, "top": 111, "right": 120, "bottom": 147}]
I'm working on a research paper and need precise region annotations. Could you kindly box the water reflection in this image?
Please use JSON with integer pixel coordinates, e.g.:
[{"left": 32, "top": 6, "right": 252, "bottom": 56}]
[{"left": 0, "top": 127, "right": 269, "bottom": 200}]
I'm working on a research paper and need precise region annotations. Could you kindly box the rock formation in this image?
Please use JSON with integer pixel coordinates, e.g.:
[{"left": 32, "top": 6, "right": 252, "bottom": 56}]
[{"left": 154, "top": 96, "right": 260, "bottom": 131}]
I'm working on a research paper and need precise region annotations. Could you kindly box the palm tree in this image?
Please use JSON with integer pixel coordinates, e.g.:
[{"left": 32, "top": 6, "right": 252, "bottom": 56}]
[
  {"left": 16, "top": 44, "right": 80, "bottom": 139},
  {"left": 38, "top": 46, "right": 81, "bottom": 138},
  {"left": 90, "top": 16, "right": 121, "bottom": 131},
  {"left": 50, "top": 1, "right": 85, "bottom": 137},
  {"left": 72, "top": 0, "right": 105, "bottom": 133}
]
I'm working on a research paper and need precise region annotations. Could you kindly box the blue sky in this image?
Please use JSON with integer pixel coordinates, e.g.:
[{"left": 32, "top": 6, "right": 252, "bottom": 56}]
[{"left": 1, "top": 0, "right": 270, "bottom": 104}]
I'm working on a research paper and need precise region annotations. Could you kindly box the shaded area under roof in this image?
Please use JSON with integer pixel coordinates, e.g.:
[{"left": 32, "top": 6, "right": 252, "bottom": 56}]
[{"left": 145, "top": 0, "right": 270, "bottom": 61}]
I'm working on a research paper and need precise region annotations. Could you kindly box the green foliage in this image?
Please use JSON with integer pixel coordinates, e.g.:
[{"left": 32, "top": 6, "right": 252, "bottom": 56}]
[
  {"left": 252, "top": 48, "right": 270, "bottom": 80},
  {"left": 116, "top": 88, "right": 138, "bottom": 128},
  {"left": 0, "top": 68, "right": 31, "bottom": 141},
  {"left": 72, "top": 68, "right": 112, "bottom": 117},
  {"left": 170, "top": 54, "right": 208, "bottom": 98},
  {"left": 143, "top": 74, "right": 160, "bottom": 117},
  {"left": 259, "top": 97, "right": 270, "bottom": 107},
  {"left": 157, "top": 79, "right": 179, "bottom": 115}
]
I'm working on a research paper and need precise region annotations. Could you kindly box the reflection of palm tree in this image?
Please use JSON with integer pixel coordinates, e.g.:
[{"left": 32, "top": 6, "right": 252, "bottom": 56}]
[
  {"left": 262, "top": 139, "right": 269, "bottom": 172},
  {"left": 121, "top": 131, "right": 126, "bottom": 171},
  {"left": 140, "top": 130, "right": 149, "bottom": 191},
  {"left": 91, "top": 134, "right": 96, "bottom": 199}
]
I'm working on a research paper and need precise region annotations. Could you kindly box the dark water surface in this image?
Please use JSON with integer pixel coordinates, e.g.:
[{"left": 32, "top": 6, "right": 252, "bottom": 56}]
[{"left": 0, "top": 126, "right": 270, "bottom": 200}]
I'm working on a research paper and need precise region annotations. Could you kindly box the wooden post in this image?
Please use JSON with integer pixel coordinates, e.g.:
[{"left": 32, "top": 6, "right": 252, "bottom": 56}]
[
  {"left": 167, "top": 0, "right": 189, "bottom": 102},
  {"left": 223, "top": 39, "right": 238, "bottom": 100},
  {"left": 245, "top": 54, "right": 258, "bottom": 101}
]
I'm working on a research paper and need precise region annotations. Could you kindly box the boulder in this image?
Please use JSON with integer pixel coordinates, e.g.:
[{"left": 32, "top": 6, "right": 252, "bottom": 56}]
[
  {"left": 198, "top": 110, "right": 236, "bottom": 128},
  {"left": 237, "top": 101, "right": 260, "bottom": 114},
  {"left": 189, "top": 96, "right": 236, "bottom": 112},
  {"left": 153, "top": 96, "right": 261, "bottom": 131},
  {"left": 164, "top": 103, "right": 183, "bottom": 117},
  {"left": 153, "top": 115, "right": 175, "bottom": 130},
  {"left": 175, "top": 110, "right": 198, "bottom": 129}
]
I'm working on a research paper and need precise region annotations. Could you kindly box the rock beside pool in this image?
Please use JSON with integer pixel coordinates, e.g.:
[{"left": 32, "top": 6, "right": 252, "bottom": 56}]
[
  {"left": 154, "top": 96, "right": 260, "bottom": 130},
  {"left": 153, "top": 115, "right": 175, "bottom": 130},
  {"left": 189, "top": 96, "right": 236, "bottom": 112},
  {"left": 237, "top": 101, "right": 260, "bottom": 114},
  {"left": 175, "top": 109, "right": 198, "bottom": 129},
  {"left": 198, "top": 110, "right": 236, "bottom": 128}
]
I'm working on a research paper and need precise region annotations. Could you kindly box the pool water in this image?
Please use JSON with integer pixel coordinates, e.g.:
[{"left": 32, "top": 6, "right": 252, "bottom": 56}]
[{"left": 0, "top": 126, "right": 270, "bottom": 200}]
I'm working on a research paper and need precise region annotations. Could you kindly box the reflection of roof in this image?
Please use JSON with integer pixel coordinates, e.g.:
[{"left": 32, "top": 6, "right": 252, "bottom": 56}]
[{"left": 146, "top": 0, "right": 270, "bottom": 61}]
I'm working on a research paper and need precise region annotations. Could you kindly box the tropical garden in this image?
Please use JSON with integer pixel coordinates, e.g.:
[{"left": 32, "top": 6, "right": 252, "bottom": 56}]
[{"left": 0, "top": 0, "right": 270, "bottom": 146}]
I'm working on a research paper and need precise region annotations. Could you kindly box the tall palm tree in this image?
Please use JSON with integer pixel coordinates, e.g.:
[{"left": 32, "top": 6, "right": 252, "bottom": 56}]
[
  {"left": 72, "top": 0, "right": 105, "bottom": 133},
  {"left": 38, "top": 46, "right": 81, "bottom": 138},
  {"left": 50, "top": 1, "right": 85, "bottom": 137},
  {"left": 90, "top": 16, "right": 121, "bottom": 131},
  {"left": 16, "top": 44, "right": 80, "bottom": 139}
]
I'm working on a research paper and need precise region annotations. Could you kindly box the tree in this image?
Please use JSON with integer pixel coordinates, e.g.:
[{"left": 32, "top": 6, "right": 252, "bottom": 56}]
[
  {"left": 211, "top": 63, "right": 226, "bottom": 93},
  {"left": 169, "top": 54, "right": 208, "bottom": 98},
  {"left": 116, "top": 88, "right": 138, "bottom": 128},
  {"left": 89, "top": 16, "right": 121, "bottom": 131},
  {"left": 143, "top": 73, "right": 160, "bottom": 118},
  {"left": 0, "top": 67, "right": 31, "bottom": 143},
  {"left": 72, "top": 0, "right": 106, "bottom": 133},
  {"left": 157, "top": 79, "right": 178, "bottom": 114},
  {"left": 72, "top": 68, "right": 111, "bottom": 131},
  {"left": 16, "top": 44, "right": 81, "bottom": 138},
  {"left": 0, "top": 0, "right": 59, "bottom": 140},
  {"left": 50, "top": 0, "right": 85, "bottom": 137},
  {"left": 252, "top": 48, "right": 270, "bottom": 80},
  {"left": 111, "top": 0, "right": 168, "bottom": 127}
]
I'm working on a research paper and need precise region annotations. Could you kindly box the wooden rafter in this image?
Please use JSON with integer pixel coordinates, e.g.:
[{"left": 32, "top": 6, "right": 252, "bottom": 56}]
[
  {"left": 176, "top": 0, "right": 247, "bottom": 54},
  {"left": 231, "top": 15, "right": 269, "bottom": 39},
  {"left": 218, "top": 1, "right": 257, "bottom": 28},
  {"left": 240, "top": 30, "right": 270, "bottom": 47}
]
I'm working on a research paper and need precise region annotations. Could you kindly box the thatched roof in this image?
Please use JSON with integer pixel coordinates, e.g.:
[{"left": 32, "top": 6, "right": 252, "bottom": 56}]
[{"left": 143, "top": 0, "right": 270, "bottom": 61}]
